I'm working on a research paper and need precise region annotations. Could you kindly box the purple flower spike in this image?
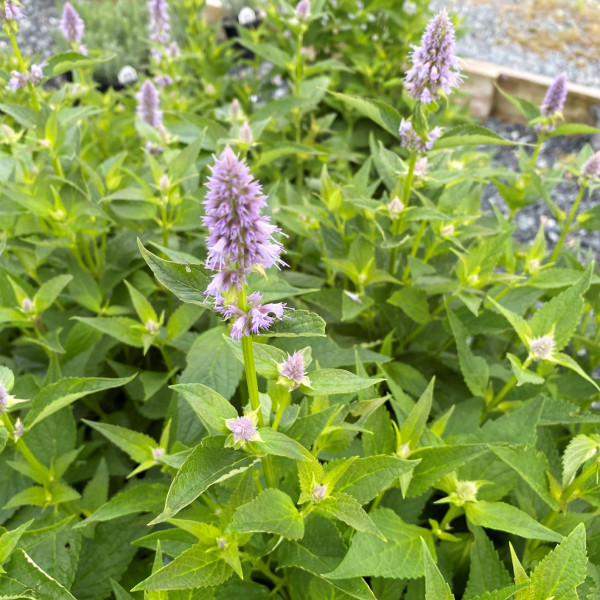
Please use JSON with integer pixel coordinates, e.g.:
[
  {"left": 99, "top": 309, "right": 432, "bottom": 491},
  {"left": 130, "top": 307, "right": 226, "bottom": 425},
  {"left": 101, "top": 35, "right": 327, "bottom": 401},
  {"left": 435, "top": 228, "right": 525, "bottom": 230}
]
[
  {"left": 60, "top": 2, "right": 85, "bottom": 44},
  {"left": 137, "top": 79, "right": 162, "bottom": 127},
  {"left": 28, "top": 63, "right": 44, "bottom": 85},
  {"left": 278, "top": 350, "right": 310, "bottom": 390},
  {"left": 404, "top": 8, "right": 461, "bottom": 104},
  {"left": 226, "top": 416, "right": 259, "bottom": 445},
  {"left": 295, "top": 0, "right": 310, "bottom": 21},
  {"left": 399, "top": 119, "right": 442, "bottom": 153},
  {"left": 2, "top": 1, "right": 24, "bottom": 21},
  {"left": 148, "top": 0, "right": 170, "bottom": 44},
  {"left": 203, "top": 146, "right": 284, "bottom": 275},
  {"left": 218, "top": 292, "right": 287, "bottom": 340},
  {"left": 582, "top": 151, "right": 600, "bottom": 180},
  {"left": 540, "top": 72, "right": 567, "bottom": 117},
  {"left": 8, "top": 70, "right": 27, "bottom": 91}
]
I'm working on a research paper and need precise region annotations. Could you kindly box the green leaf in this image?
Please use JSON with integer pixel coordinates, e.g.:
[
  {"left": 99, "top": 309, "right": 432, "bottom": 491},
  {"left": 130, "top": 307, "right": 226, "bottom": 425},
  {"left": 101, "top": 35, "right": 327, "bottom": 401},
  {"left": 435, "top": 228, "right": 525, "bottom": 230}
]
[
  {"left": 229, "top": 489, "right": 304, "bottom": 539},
  {"left": 266, "top": 310, "right": 326, "bottom": 337},
  {"left": 506, "top": 354, "right": 545, "bottom": 386},
  {"left": 434, "top": 125, "right": 517, "bottom": 149},
  {"left": 464, "top": 501, "right": 562, "bottom": 542},
  {"left": 495, "top": 85, "right": 540, "bottom": 122},
  {"left": 317, "top": 493, "right": 383, "bottom": 539},
  {"left": 171, "top": 383, "right": 237, "bottom": 434},
  {"left": 46, "top": 51, "right": 115, "bottom": 77},
  {"left": 150, "top": 437, "right": 257, "bottom": 524},
  {"left": 168, "top": 136, "right": 203, "bottom": 182},
  {"left": 82, "top": 419, "right": 157, "bottom": 463},
  {"left": 333, "top": 455, "right": 418, "bottom": 504},
  {"left": 325, "top": 508, "right": 433, "bottom": 579},
  {"left": 180, "top": 327, "right": 244, "bottom": 400},
  {"left": 422, "top": 538, "right": 455, "bottom": 600},
  {"left": 302, "top": 369, "right": 382, "bottom": 396},
  {"left": 25, "top": 376, "right": 135, "bottom": 429},
  {"left": 530, "top": 523, "right": 587, "bottom": 600},
  {"left": 34, "top": 275, "right": 73, "bottom": 313},
  {"left": 0, "top": 520, "right": 33, "bottom": 566},
  {"left": 329, "top": 92, "right": 401, "bottom": 137},
  {"left": 251, "top": 428, "right": 313, "bottom": 461},
  {"left": 133, "top": 541, "right": 232, "bottom": 591},
  {"left": 76, "top": 483, "right": 168, "bottom": 528},
  {"left": 464, "top": 527, "right": 512, "bottom": 600},
  {"left": 138, "top": 240, "right": 210, "bottom": 305},
  {"left": 0, "top": 103, "right": 37, "bottom": 128},
  {"left": 489, "top": 445, "right": 560, "bottom": 510},
  {"left": 388, "top": 287, "right": 430, "bottom": 324},
  {"left": 407, "top": 445, "right": 487, "bottom": 497},
  {"left": 0, "top": 366, "right": 15, "bottom": 392},
  {"left": 546, "top": 123, "right": 600, "bottom": 137},
  {"left": 2, "top": 549, "right": 76, "bottom": 599},
  {"left": 400, "top": 377, "right": 434, "bottom": 450},
  {"left": 74, "top": 316, "right": 144, "bottom": 347},
  {"left": 447, "top": 308, "right": 489, "bottom": 397},
  {"left": 124, "top": 280, "right": 157, "bottom": 324},
  {"left": 562, "top": 434, "right": 599, "bottom": 487}
]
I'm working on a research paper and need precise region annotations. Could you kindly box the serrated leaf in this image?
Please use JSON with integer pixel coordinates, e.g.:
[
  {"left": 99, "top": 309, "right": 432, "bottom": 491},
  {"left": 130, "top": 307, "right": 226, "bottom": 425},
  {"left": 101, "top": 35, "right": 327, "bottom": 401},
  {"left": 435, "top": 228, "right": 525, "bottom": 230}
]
[
  {"left": 73, "top": 316, "right": 144, "bottom": 347},
  {"left": 447, "top": 308, "right": 489, "bottom": 397},
  {"left": 318, "top": 492, "right": 383, "bottom": 538},
  {"left": 229, "top": 489, "right": 304, "bottom": 539},
  {"left": 138, "top": 240, "right": 210, "bottom": 305},
  {"left": 422, "top": 538, "right": 455, "bottom": 600},
  {"left": 400, "top": 377, "right": 434, "bottom": 450},
  {"left": 251, "top": 428, "right": 313, "bottom": 461},
  {"left": 562, "top": 434, "right": 599, "bottom": 487},
  {"left": 530, "top": 523, "right": 587, "bottom": 600},
  {"left": 388, "top": 287, "right": 430, "bottom": 324},
  {"left": 329, "top": 92, "right": 401, "bottom": 137},
  {"left": 464, "top": 526, "right": 512, "bottom": 599},
  {"left": 490, "top": 445, "right": 559, "bottom": 510},
  {"left": 76, "top": 483, "right": 168, "bottom": 528},
  {"left": 266, "top": 310, "right": 326, "bottom": 337},
  {"left": 83, "top": 419, "right": 157, "bottom": 463},
  {"left": 333, "top": 455, "right": 418, "bottom": 504},
  {"left": 132, "top": 542, "right": 232, "bottom": 591},
  {"left": 302, "top": 369, "right": 382, "bottom": 396},
  {"left": 150, "top": 437, "right": 257, "bottom": 524},
  {"left": 465, "top": 501, "right": 562, "bottom": 542},
  {"left": 25, "top": 376, "right": 135, "bottom": 429},
  {"left": 171, "top": 383, "right": 237, "bottom": 434},
  {"left": 34, "top": 275, "right": 73, "bottom": 313},
  {"left": 325, "top": 508, "right": 433, "bottom": 579}
]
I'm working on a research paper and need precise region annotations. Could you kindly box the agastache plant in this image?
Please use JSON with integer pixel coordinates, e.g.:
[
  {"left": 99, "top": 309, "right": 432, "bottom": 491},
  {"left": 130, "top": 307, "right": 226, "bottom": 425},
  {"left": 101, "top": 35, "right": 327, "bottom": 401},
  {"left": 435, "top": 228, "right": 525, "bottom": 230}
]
[
  {"left": 136, "top": 79, "right": 163, "bottom": 127},
  {"left": 148, "top": 0, "right": 170, "bottom": 44}
]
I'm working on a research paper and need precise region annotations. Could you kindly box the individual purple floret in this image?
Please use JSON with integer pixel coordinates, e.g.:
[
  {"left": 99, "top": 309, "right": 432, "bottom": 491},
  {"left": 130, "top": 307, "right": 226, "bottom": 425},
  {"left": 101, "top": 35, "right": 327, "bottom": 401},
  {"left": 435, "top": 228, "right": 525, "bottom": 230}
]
[
  {"left": 218, "top": 292, "right": 287, "bottom": 340},
  {"left": 60, "top": 2, "right": 85, "bottom": 44},
  {"left": 582, "top": 151, "right": 600, "bottom": 180},
  {"left": 203, "top": 146, "right": 283, "bottom": 275},
  {"left": 404, "top": 8, "right": 461, "bottom": 104},
  {"left": 137, "top": 79, "right": 162, "bottom": 127},
  {"left": 540, "top": 72, "right": 567, "bottom": 117},
  {"left": 2, "top": 1, "right": 24, "bottom": 21},
  {"left": 8, "top": 70, "right": 27, "bottom": 91},
  {"left": 28, "top": 63, "right": 44, "bottom": 85},
  {"left": 148, "top": 0, "right": 170, "bottom": 44},
  {"left": 205, "top": 267, "right": 248, "bottom": 299},
  {"left": 399, "top": 119, "right": 442, "bottom": 153},
  {"left": 226, "top": 415, "right": 259, "bottom": 444},
  {"left": 295, "top": 0, "right": 310, "bottom": 21},
  {"left": 278, "top": 350, "right": 310, "bottom": 390}
]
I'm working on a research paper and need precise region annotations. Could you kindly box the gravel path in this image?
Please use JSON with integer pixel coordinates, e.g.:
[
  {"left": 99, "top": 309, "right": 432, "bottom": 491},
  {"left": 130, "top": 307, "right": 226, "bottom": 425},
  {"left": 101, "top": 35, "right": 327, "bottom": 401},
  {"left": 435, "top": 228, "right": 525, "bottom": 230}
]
[
  {"left": 0, "top": 0, "right": 59, "bottom": 57},
  {"left": 433, "top": 0, "right": 600, "bottom": 88}
]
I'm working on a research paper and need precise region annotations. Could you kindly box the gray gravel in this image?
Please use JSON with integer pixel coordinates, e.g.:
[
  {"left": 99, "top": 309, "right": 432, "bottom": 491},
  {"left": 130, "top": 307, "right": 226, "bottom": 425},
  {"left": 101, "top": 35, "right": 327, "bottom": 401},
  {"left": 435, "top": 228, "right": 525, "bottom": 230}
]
[
  {"left": 433, "top": 0, "right": 600, "bottom": 88},
  {"left": 0, "top": 0, "right": 59, "bottom": 57},
  {"left": 482, "top": 117, "right": 600, "bottom": 256}
]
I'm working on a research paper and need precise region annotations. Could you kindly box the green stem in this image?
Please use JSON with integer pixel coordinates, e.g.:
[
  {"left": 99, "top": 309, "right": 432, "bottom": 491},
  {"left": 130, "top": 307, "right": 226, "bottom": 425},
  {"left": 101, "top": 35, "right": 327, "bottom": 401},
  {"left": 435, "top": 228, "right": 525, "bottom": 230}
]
[
  {"left": 563, "top": 460, "right": 598, "bottom": 501},
  {"left": 486, "top": 356, "right": 532, "bottom": 414},
  {"left": 388, "top": 154, "right": 417, "bottom": 275},
  {"left": 238, "top": 286, "right": 276, "bottom": 488},
  {"left": 550, "top": 185, "right": 586, "bottom": 263},
  {"left": 530, "top": 136, "right": 544, "bottom": 167},
  {"left": 9, "top": 33, "right": 40, "bottom": 112},
  {"left": 439, "top": 504, "right": 461, "bottom": 531}
]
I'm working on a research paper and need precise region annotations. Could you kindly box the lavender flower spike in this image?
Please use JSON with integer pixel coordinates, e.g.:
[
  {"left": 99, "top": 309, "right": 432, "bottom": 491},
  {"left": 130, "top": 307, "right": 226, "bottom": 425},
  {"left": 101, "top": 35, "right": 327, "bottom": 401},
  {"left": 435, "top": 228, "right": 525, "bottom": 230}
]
[
  {"left": 582, "top": 150, "right": 600, "bottom": 180},
  {"left": 404, "top": 8, "right": 461, "bottom": 104},
  {"left": 203, "top": 146, "right": 283, "bottom": 276},
  {"left": 540, "top": 72, "right": 567, "bottom": 117},
  {"left": 136, "top": 79, "right": 163, "bottom": 127},
  {"left": 296, "top": 0, "right": 310, "bottom": 21},
  {"left": 399, "top": 119, "right": 442, "bottom": 153},
  {"left": 148, "top": 0, "right": 170, "bottom": 44},
  {"left": 2, "top": 1, "right": 24, "bottom": 21},
  {"left": 60, "top": 2, "right": 85, "bottom": 44}
]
